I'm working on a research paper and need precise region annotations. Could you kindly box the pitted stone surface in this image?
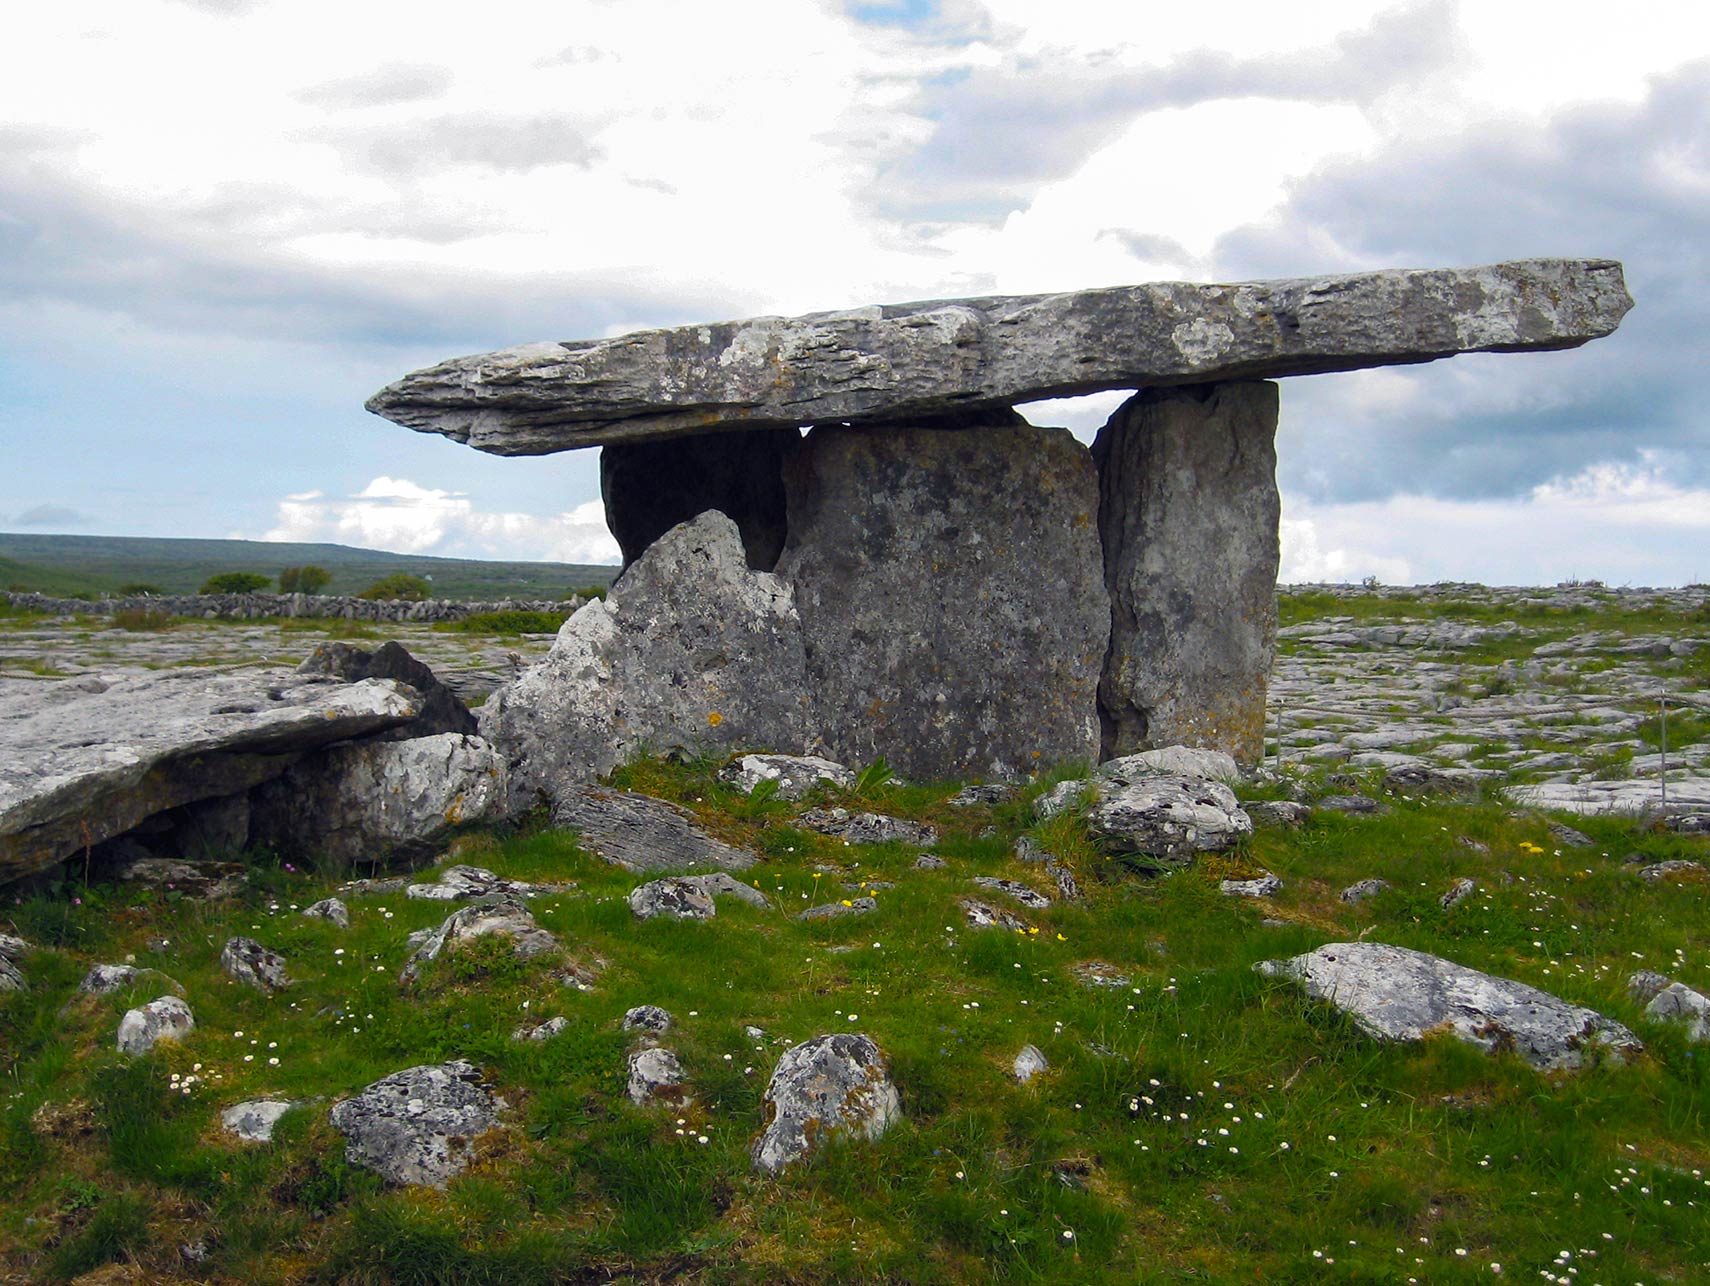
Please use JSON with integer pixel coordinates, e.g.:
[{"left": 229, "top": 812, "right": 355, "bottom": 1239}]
[
  {"left": 301, "top": 897, "right": 351, "bottom": 928},
  {"left": 1013, "top": 1044, "right": 1049, "bottom": 1083},
  {"left": 1258, "top": 942, "right": 1641, "bottom": 1070},
  {"left": 799, "top": 808, "right": 937, "bottom": 848},
  {"left": 628, "top": 877, "right": 717, "bottom": 921},
  {"left": 296, "top": 640, "right": 476, "bottom": 741},
  {"left": 720, "top": 753, "right": 854, "bottom": 800},
  {"left": 627, "top": 1047, "right": 691, "bottom": 1106},
  {"left": 368, "top": 259, "right": 1632, "bottom": 451},
  {"left": 222, "top": 1100, "right": 298, "bottom": 1143},
  {"left": 1084, "top": 775, "right": 1252, "bottom": 865},
  {"left": 776, "top": 420, "right": 1107, "bottom": 783},
  {"left": 622, "top": 1005, "right": 673, "bottom": 1034},
  {"left": 117, "top": 995, "right": 194, "bottom": 1055},
  {"left": 752, "top": 1033, "right": 901, "bottom": 1173},
  {"left": 330, "top": 1061, "right": 503, "bottom": 1187},
  {"left": 220, "top": 937, "right": 291, "bottom": 992}
]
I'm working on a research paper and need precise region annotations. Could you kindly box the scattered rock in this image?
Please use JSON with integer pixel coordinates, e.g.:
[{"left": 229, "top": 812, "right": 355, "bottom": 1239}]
[
  {"left": 971, "top": 876, "right": 1052, "bottom": 909},
  {"left": 1100, "top": 747, "right": 1243, "bottom": 789},
  {"left": 111, "top": 854, "right": 248, "bottom": 900},
  {"left": 555, "top": 787, "right": 758, "bottom": 873},
  {"left": 1013, "top": 837, "right": 1047, "bottom": 864},
  {"left": 405, "top": 865, "right": 561, "bottom": 902},
  {"left": 1639, "top": 981, "right": 1710, "bottom": 1042},
  {"left": 219, "top": 937, "right": 291, "bottom": 992},
  {"left": 400, "top": 897, "right": 559, "bottom": 984},
  {"left": 0, "top": 955, "right": 23, "bottom": 992},
  {"left": 221, "top": 1100, "right": 298, "bottom": 1143},
  {"left": 1637, "top": 860, "right": 1704, "bottom": 882},
  {"left": 1047, "top": 861, "right": 1081, "bottom": 901},
  {"left": 622, "top": 1005, "right": 673, "bottom": 1035},
  {"left": 1247, "top": 800, "right": 1311, "bottom": 828},
  {"left": 296, "top": 897, "right": 350, "bottom": 929},
  {"left": 798, "top": 896, "right": 877, "bottom": 921},
  {"left": 1665, "top": 813, "right": 1710, "bottom": 835},
  {"left": 514, "top": 1017, "right": 569, "bottom": 1042},
  {"left": 1383, "top": 765, "right": 1495, "bottom": 797},
  {"left": 951, "top": 784, "right": 1014, "bottom": 806},
  {"left": 1221, "top": 872, "right": 1282, "bottom": 898},
  {"left": 1033, "top": 778, "right": 1093, "bottom": 821},
  {"left": 799, "top": 808, "right": 937, "bottom": 848},
  {"left": 1070, "top": 962, "right": 1134, "bottom": 989},
  {"left": 1258, "top": 942, "right": 1641, "bottom": 1070},
  {"left": 1013, "top": 1044, "right": 1049, "bottom": 1083},
  {"left": 1316, "top": 794, "right": 1388, "bottom": 815},
  {"left": 78, "top": 964, "right": 169, "bottom": 995},
  {"left": 913, "top": 854, "right": 947, "bottom": 870},
  {"left": 1339, "top": 878, "right": 1392, "bottom": 904},
  {"left": 116, "top": 995, "right": 194, "bottom": 1055},
  {"left": 627, "top": 1047, "right": 690, "bottom": 1106},
  {"left": 720, "top": 753, "right": 854, "bottom": 800},
  {"left": 628, "top": 877, "right": 716, "bottom": 921},
  {"left": 1439, "top": 878, "right": 1478, "bottom": 909},
  {"left": 1546, "top": 820, "right": 1595, "bottom": 848},
  {"left": 330, "top": 1061, "right": 504, "bottom": 1187},
  {"left": 1627, "top": 970, "right": 1674, "bottom": 1003},
  {"left": 1084, "top": 775, "right": 1252, "bottom": 866},
  {"left": 959, "top": 898, "right": 1028, "bottom": 932},
  {"left": 752, "top": 1033, "right": 901, "bottom": 1173}
]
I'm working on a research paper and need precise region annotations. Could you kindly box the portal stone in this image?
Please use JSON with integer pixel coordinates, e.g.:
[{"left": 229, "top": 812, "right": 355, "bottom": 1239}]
[
  {"left": 775, "top": 418, "right": 1108, "bottom": 782},
  {"left": 1093, "top": 382, "right": 1280, "bottom": 766}
]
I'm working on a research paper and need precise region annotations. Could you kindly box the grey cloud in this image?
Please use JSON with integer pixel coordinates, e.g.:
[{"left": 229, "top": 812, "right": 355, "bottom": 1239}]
[
  {"left": 295, "top": 63, "right": 456, "bottom": 110},
  {"left": 873, "top": 0, "right": 1457, "bottom": 219},
  {"left": 13, "top": 504, "right": 90, "bottom": 528},
  {"left": 339, "top": 114, "right": 602, "bottom": 178},
  {"left": 1215, "top": 60, "right": 1710, "bottom": 503}
]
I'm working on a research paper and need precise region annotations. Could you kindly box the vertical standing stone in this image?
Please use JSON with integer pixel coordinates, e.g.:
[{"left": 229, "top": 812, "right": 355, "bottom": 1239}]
[
  {"left": 601, "top": 427, "right": 800, "bottom": 572},
  {"left": 1093, "top": 382, "right": 1280, "bottom": 766},
  {"left": 776, "top": 416, "right": 1108, "bottom": 782}
]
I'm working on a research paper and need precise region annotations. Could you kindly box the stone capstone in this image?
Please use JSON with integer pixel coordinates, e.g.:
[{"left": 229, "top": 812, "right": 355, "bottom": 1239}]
[
  {"left": 752, "top": 1033, "right": 901, "bottom": 1173},
  {"left": 1094, "top": 382, "right": 1279, "bottom": 765},
  {"left": 399, "top": 897, "right": 559, "bottom": 984},
  {"left": 221, "top": 1100, "right": 298, "bottom": 1143},
  {"left": 775, "top": 419, "right": 1108, "bottom": 783},
  {"left": 248, "top": 733, "right": 508, "bottom": 868},
  {"left": 554, "top": 787, "right": 758, "bottom": 873},
  {"left": 329, "top": 1060, "right": 504, "bottom": 1187},
  {"left": 219, "top": 937, "right": 291, "bottom": 992},
  {"left": 368, "top": 259, "right": 1632, "bottom": 452},
  {"left": 116, "top": 995, "right": 194, "bottom": 1055},
  {"left": 1083, "top": 775, "right": 1253, "bottom": 866},
  {"left": 719, "top": 753, "right": 855, "bottom": 800},
  {"left": 479, "top": 512, "right": 809, "bottom": 806},
  {"left": 0, "top": 668, "right": 420, "bottom": 884},
  {"left": 1258, "top": 942, "right": 1641, "bottom": 1070},
  {"left": 296, "top": 640, "right": 476, "bottom": 741}
]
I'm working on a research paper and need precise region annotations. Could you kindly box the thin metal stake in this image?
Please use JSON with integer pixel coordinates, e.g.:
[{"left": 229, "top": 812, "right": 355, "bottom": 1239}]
[{"left": 1659, "top": 692, "right": 1668, "bottom": 811}]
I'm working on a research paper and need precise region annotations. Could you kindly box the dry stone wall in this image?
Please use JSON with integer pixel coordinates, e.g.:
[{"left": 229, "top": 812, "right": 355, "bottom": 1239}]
[{"left": 1, "top": 591, "right": 589, "bottom": 623}]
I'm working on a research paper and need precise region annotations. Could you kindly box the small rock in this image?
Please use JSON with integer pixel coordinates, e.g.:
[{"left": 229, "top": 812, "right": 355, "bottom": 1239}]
[
  {"left": 971, "top": 876, "right": 1052, "bottom": 908},
  {"left": 1084, "top": 775, "right": 1252, "bottom": 866},
  {"left": 1013, "top": 836, "right": 1048, "bottom": 864},
  {"left": 400, "top": 897, "right": 559, "bottom": 984},
  {"left": 1047, "top": 860, "right": 1081, "bottom": 901},
  {"left": 627, "top": 1047, "right": 690, "bottom": 1106},
  {"left": 330, "top": 1061, "right": 504, "bottom": 1187},
  {"left": 1071, "top": 961, "right": 1133, "bottom": 989},
  {"left": 752, "top": 1033, "right": 900, "bottom": 1173},
  {"left": 1382, "top": 765, "right": 1495, "bottom": 797},
  {"left": 114, "top": 855, "right": 248, "bottom": 900},
  {"left": 78, "top": 964, "right": 144, "bottom": 995},
  {"left": 1013, "top": 1044, "right": 1049, "bottom": 1083},
  {"left": 798, "top": 808, "right": 937, "bottom": 847},
  {"left": 959, "top": 898, "right": 1028, "bottom": 932},
  {"left": 0, "top": 932, "right": 28, "bottom": 960},
  {"left": 219, "top": 937, "right": 291, "bottom": 992},
  {"left": 1221, "top": 872, "right": 1282, "bottom": 898},
  {"left": 913, "top": 854, "right": 947, "bottom": 870},
  {"left": 1439, "top": 878, "right": 1477, "bottom": 909},
  {"left": 1316, "top": 794, "right": 1388, "bottom": 815},
  {"left": 1099, "top": 746, "right": 1240, "bottom": 785},
  {"left": 406, "top": 865, "right": 564, "bottom": 902},
  {"left": 951, "top": 783, "right": 1013, "bottom": 806},
  {"left": 1664, "top": 813, "right": 1710, "bottom": 835},
  {"left": 1, "top": 956, "right": 25, "bottom": 992},
  {"left": 628, "top": 877, "right": 717, "bottom": 921},
  {"left": 720, "top": 753, "right": 854, "bottom": 799},
  {"left": 555, "top": 787, "right": 759, "bottom": 873},
  {"left": 117, "top": 995, "right": 194, "bottom": 1055},
  {"left": 1627, "top": 970, "right": 1674, "bottom": 1003},
  {"left": 1247, "top": 800, "right": 1311, "bottom": 828},
  {"left": 514, "top": 1017, "right": 569, "bottom": 1041},
  {"left": 1546, "top": 820, "right": 1594, "bottom": 848},
  {"left": 221, "top": 1099, "right": 297, "bottom": 1143},
  {"left": 301, "top": 897, "right": 350, "bottom": 928},
  {"left": 1637, "top": 860, "right": 1705, "bottom": 882},
  {"left": 1339, "top": 878, "right": 1391, "bottom": 904},
  {"left": 1642, "top": 981, "right": 1710, "bottom": 1041},
  {"left": 1033, "top": 779, "right": 1092, "bottom": 821},
  {"left": 798, "top": 896, "right": 877, "bottom": 921},
  {"left": 622, "top": 1005, "right": 673, "bottom": 1034}
]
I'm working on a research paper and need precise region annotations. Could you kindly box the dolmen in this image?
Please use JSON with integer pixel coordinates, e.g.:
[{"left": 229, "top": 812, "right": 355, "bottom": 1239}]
[{"left": 366, "top": 259, "right": 1632, "bottom": 800}]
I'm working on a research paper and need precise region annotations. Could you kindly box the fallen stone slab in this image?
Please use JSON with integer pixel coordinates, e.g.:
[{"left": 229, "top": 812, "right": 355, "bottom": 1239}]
[
  {"left": 367, "top": 259, "right": 1632, "bottom": 452},
  {"left": 1258, "top": 942, "right": 1641, "bottom": 1070},
  {"left": 1, "top": 667, "right": 421, "bottom": 884},
  {"left": 296, "top": 641, "right": 476, "bottom": 741},
  {"left": 117, "top": 995, "right": 195, "bottom": 1055},
  {"left": 554, "top": 787, "right": 758, "bottom": 873},
  {"left": 1636, "top": 860, "right": 1706, "bottom": 882},
  {"left": 221, "top": 1099, "right": 299, "bottom": 1143},
  {"left": 330, "top": 1060, "right": 504, "bottom": 1187},
  {"left": 752, "top": 1033, "right": 901, "bottom": 1173},
  {"left": 1634, "top": 978, "right": 1710, "bottom": 1042},
  {"left": 248, "top": 733, "right": 509, "bottom": 868},
  {"left": 1083, "top": 775, "right": 1252, "bottom": 866},
  {"left": 959, "top": 898, "right": 1029, "bottom": 932},
  {"left": 219, "top": 937, "right": 290, "bottom": 992},
  {"left": 720, "top": 753, "right": 854, "bottom": 800},
  {"left": 400, "top": 897, "right": 560, "bottom": 984}
]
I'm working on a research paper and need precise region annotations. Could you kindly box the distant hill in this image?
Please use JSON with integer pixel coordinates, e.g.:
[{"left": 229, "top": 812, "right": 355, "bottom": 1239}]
[{"left": 0, "top": 533, "right": 616, "bottom": 601}]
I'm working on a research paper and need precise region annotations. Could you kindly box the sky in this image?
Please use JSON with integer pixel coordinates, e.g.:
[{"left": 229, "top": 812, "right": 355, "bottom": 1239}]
[{"left": 2, "top": 0, "right": 1707, "bottom": 585}]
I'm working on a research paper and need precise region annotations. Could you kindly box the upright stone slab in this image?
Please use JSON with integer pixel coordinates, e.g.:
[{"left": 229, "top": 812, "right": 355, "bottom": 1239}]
[
  {"left": 776, "top": 417, "right": 1108, "bottom": 782},
  {"left": 601, "top": 427, "right": 800, "bottom": 572},
  {"left": 1093, "top": 382, "right": 1280, "bottom": 765}
]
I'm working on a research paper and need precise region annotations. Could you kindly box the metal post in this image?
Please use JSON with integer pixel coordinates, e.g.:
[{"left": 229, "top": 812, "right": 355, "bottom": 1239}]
[{"left": 1659, "top": 693, "right": 1668, "bottom": 811}]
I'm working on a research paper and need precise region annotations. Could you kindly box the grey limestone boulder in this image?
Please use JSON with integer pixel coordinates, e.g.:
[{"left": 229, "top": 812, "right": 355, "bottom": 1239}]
[
  {"left": 1221, "top": 872, "right": 1282, "bottom": 898},
  {"left": 1440, "top": 878, "right": 1478, "bottom": 909},
  {"left": 752, "top": 1033, "right": 901, "bottom": 1173},
  {"left": 0, "top": 667, "right": 420, "bottom": 884},
  {"left": 399, "top": 897, "right": 559, "bottom": 984},
  {"left": 405, "top": 865, "right": 563, "bottom": 902},
  {"left": 627, "top": 1047, "right": 690, "bottom": 1106},
  {"left": 79, "top": 964, "right": 140, "bottom": 994},
  {"left": 0, "top": 933, "right": 26, "bottom": 990},
  {"left": 1339, "top": 878, "right": 1392, "bottom": 904},
  {"left": 1630, "top": 974, "right": 1710, "bottom": 1042},
  {"left": 296, "top": 640, "right": 476, "bottom": 741},
  {"left": 1100, "top": 746, "right": 1241, "bottom": 785},
  {"left": 301, "top": 897, "right": 350, "bottom": 928},
  {"left": 799, "top": 808, "right": 937, "bottom": 848},
  {"left": 221, "top": 1099, "right": 298, "bottom": 1143},
  {"left": 1084, "top": 775, "right": 1252, "bottom": 866},
  {"left": 776, "top": 419, "right": 1107, "bottom": 783},
  {"left": 971, "top": 876, "right": 1052, "bottom": 909},
  {"left": 479, "top": 511, "right": 809, "bottom": 807},
  {"left": 514, "top": 1016, "right": 570, "bottom": 1042},
  {"left": 249, "top": 733, "right": 508, "bottom": 868},
  {"left": 330, "top": 1060, "right": 504, "bottom": 1187},
  {"left": 960, "top": 898, "right": 1028, "bottom": 932},
  {"left": 798, "top": 896, "right": 877, "bottom": 921},
  {"left": 622, "top": 1005, "right": 673, "bottom": 1035},
  {"left": 1258, "top": 942, "right": 1641, "bottom": 1070},
  {"left": 220, "top": 937, "right": 290, "bottom": 992},
  {"left": 368, "top": 259, "right": 1632, "bottom": 451},
  {"left": 117, "top": 995, "right": 195, "bottom": 1055},
  {"left": 1094, "top": 383, "right": 1279, "bottom": 766},
  {"left": 720, "top": 753, "right": 854, "bottom": 800},
  {"left": 628, "top": 877, "right": 717, "bottom": 921},
  {"left": 555, "top": 787, "right": 758, "bottom": 873}
]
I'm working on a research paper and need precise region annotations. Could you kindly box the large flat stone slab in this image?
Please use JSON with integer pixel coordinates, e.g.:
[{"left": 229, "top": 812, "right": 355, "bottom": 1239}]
[
  {"left": 366, "top": 259, "right": 1631, "bottom": 453},
  {"left": 0, "top": 670, "right": 421, "bottom": 884}
]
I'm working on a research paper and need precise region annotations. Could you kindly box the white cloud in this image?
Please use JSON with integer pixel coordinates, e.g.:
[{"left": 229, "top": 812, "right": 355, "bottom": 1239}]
[{"left": 261, "top": 476, "right": 620, "bottom": 564}]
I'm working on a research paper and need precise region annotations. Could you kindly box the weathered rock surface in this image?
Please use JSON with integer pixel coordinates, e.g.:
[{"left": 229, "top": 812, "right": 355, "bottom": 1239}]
[
  {"left": 116, "top": 995, "right": 194, "bottom": 1055},
  {"left": 0, "top": 954, "right": 23, "bottom": 992},
  {"left": 719, "top": 753, "right": 854, "bottom": 800},
  {"left": 971, "top": 876, "right": 1052, "bottom": 909},
  {"left": 79, "top": 964, "right": 143, "bottom": 995},
  {"left": 554, "top": 787, "right": 758, "bottom": 873},
  {"left": 110, "top": 854, "right": 248, "bottom": 900},
  {"left": 601, "top": 428, "right": 800, "bottom": 571},
  {"left": 1258, "top": 942, "right": 1641, "bottom": 1070},
  {"left": 399, "top": 897, "right": 559, "bottom": 984},
  {"left": 798, "top": 808, "right": 937, "bottom": 848},
  {"left": 1100, "top": 746, "right": 1242, "bottom": 785},
  {"left": 0, "top": 668, "right": 420, "bottom": 883},
  {"left": 249, "top": 733, "right": 508, "bottom": 868},
  {"left": 221, "top": 1100, "right": 298, "bottom": 1143},
  {"left": 515, "top": 1016, "right": 569, "bottom": 1041},
  {"left": 622, "top": 1005, "right": 673, "bottom": 1035},
  {"left": 1221, "top": 872, "right": 1282, "bottom": 898},
  {"left": 752, "top": 1033, "right": 901, "bottom": 1173},
  {"left": 302, "top": 897, "right": 351, "bottom": 928},
  {"left": 404, "top": 865, "right": 562, "bottom": 902},
  {"left": 960, "top": 897, "right": 1028, "bottom": 931},
  {"left": 1339, "top": 878, "right": 1392, "bottom": 904},
  {"left": 368, "top": 259, "right": 1632, "bottom": 452},
  {"left": 1084, "top": 775, "right": 1252, "bottom": 865},
  {"left": 329, "top": 1061, "right": 504, "bottom": 1187},
  {"left": 480, "top": 512, "right": 809, "bottom": 805},
  {"left": 776, "top": 420, "right": 1108, "bottom": 782},
  {"left": 297, "top": 641, "right": 476, "bottom": 741},
  {"left": 220, "top": 937, "right": 291, "bottom": 992},
  {"left": 798, "top": 895, "right": 877, "bottom": 921},
  {"left": 1095, "top": 382, "right": 1279, "bottom": 765},
  {"left": 1634, "top": 978, "right": 1710, "bottom": 1042},
  {"left": 627, "top": 1047, "right": 690, "bottom": 1106},
  {"left": 627, "top": 877, "right": 716, "bottom": 921}
]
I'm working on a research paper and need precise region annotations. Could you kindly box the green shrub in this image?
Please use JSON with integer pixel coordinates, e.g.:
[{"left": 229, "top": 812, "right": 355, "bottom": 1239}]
[
  {"left": 279, "top": 564, "right": 333, "bottom": 594},
  {"left": 200, "top": 571, "right": 272, "bottom": 594},
  {"left": 440, "top": 610, "right": 569, "bottom": 635},
  {"left": 358, "top": 573, "right": 431, "bottom": 601},
  {"left": 112, "top": 606, "right": 172, "bottom": 631},
  {"left": 114, "top": 582, "right": 165, "bottom": 596}
]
